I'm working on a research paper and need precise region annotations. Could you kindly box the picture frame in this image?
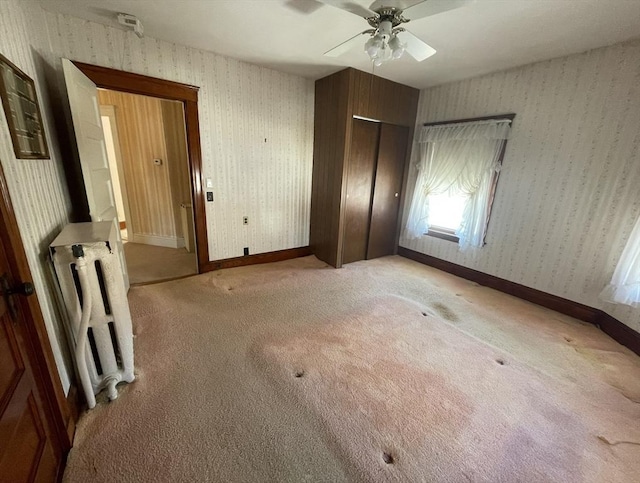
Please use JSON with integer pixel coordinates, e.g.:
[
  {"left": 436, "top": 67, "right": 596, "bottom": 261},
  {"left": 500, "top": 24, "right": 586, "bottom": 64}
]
[{"left": 0, "top": 53, "right": 49, "bottom": 159}]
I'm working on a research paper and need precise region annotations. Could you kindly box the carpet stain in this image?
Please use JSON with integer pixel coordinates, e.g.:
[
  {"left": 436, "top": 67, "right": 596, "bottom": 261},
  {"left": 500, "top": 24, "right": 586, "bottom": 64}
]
[
  {"left": 496, "top": 359, "right": 506, "bottom": 366},
  {"left": 431, "top": 302, "right": 459, "bottom": 322},
  {"left": 294, "top": 370, "right": 305, "bottom": 378},
  {"left": 421, "top": 312, "right": 428, "bottom": 317},
  {"left": 253, "top": 297, "right": 475, "bottom": 480}
]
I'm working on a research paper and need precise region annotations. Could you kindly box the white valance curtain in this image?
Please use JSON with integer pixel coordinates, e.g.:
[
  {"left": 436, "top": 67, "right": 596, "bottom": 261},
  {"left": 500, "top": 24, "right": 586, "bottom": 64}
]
[
  {"left": 600, "top": 215, "right": 640, "bottom": 307},
  {"left": 405, "top": 119, "right": 511, "bottom": 249}
]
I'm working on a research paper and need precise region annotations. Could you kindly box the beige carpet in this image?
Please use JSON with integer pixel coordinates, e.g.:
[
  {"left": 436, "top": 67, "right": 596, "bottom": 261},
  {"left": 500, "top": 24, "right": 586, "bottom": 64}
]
[
  {"left": 63, "top": 255, "right": 640, "bottom": 482},
  {"left": 123, "top": 242, "right": 197, "bottom": 285}
]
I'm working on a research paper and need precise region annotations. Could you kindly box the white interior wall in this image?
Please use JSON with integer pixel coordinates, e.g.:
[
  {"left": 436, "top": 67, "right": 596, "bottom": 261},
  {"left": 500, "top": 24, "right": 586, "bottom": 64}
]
[
  {"left": 400, "top": 39, "right": 640, "bottom": 333},
  {"left": 44, "top": 11, "right": 315, "bottom": 261}
]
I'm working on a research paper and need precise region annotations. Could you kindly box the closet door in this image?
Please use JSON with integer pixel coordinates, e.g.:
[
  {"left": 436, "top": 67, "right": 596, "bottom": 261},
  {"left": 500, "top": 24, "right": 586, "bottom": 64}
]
[
  {"left": 343, "top": 119, "right": 379, "bottom": 264},
  {"left": 367, "top": 123, "right": 409, "bottom": 260}
]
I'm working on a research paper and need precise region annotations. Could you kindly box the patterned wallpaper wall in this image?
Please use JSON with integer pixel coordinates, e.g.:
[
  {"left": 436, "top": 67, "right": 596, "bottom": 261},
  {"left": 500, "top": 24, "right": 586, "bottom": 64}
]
[
  {"left": 400, "top": 39, "right": 640, "bottom": 333},
  {"left": 0, "top": 0, "right": 73, "bottom": 391},
  {"left": 44, "top": 11, "right": 315, "bottom": 261}
]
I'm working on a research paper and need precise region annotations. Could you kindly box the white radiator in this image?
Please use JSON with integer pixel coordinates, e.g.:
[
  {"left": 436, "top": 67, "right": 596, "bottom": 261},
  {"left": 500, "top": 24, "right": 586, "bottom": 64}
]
[{"left": 51, "top": 222, "right": 135, "bottom": 408}]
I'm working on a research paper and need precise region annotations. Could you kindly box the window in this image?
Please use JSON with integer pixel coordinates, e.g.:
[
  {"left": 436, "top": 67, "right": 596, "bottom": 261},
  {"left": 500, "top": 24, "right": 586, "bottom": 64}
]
[
  {"left": 404, "top": 115, "right": 514, "bottom": 249},
  {"left": 427, "top": 192, "right": 467, "bottom": 238},
  {"left": 600, "top": 214, "right": 640, "bottom": 307}
]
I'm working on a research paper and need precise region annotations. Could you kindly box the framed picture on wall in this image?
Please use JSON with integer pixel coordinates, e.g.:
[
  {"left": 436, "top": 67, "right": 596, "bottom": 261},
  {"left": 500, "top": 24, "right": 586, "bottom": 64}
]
[{"left": 0, "top": 53, "right": 49, "bottom": 159}]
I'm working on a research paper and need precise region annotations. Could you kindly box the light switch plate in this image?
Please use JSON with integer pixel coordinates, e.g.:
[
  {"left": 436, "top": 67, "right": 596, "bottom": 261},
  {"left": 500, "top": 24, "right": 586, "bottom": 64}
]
[{"left": 206, "top": 178, "right": 213, "bottom": 188}]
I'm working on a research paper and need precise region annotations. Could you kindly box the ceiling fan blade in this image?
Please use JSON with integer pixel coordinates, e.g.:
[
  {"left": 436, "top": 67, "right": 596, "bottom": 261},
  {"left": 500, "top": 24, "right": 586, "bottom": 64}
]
[
  {"left": 396, "top": 30, "right": 436, "bottom": 61},
  {"left": 284, "top": 0, "right": 325, "bottom": 14},
  {"left": 403, "top": 0, "right": 475, "bottom": 20},
  {"left": 317, "top": 0, "right": 376, "bottom": 18},
  {"left": 324, "top": 31, "right": 370, "bottom": 57},
  {"left": 369, "top": 0, "right": 416, "bottom": 11}
]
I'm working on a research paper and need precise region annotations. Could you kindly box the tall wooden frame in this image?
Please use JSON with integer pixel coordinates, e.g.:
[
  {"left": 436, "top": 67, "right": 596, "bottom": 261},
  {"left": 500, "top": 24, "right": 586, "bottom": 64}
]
[
  {"left": 71, "top": 62, "right": 209, "bottom": 272},
  {"left": 0, "top": 162, "right": 73, "bottom": 476}
]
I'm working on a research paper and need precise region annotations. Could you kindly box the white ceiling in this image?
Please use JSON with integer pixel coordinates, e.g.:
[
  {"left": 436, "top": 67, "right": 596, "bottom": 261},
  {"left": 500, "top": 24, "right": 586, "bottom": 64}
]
[{"left": 39, "top": 0, "right": 640, "bottom": 89}]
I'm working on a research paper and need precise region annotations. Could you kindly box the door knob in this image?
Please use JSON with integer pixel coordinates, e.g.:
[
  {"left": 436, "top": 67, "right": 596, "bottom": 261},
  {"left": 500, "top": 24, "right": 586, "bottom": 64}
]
[
  {"left": 1, "top": 282, "right": 35, "bottom": 296},
  {"left": 394, "top": 193, "right": 399, "bottom": 197},
  {"left": 1, "top": 274, "right": 34, "bottom": 321}
]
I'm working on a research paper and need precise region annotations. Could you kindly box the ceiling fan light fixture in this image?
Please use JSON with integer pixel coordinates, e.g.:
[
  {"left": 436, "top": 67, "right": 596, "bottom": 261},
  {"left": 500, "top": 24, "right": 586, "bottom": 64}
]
[
  {"left": 366, "top": 32, "right": 403, "bottom": 65},
  {"left": 389, "top": 34, "right": 405, "bottom": 59},
  {"left": 379, "top": 42, "right": 393, "bottom": 61},
  {"left": 365, "top": 35, "right": 383, "bottom": 58}
]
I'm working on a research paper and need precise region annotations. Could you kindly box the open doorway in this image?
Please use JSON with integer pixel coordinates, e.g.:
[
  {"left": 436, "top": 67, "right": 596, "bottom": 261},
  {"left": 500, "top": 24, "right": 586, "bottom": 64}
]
[
  {"left": 98, "top": 89, "right": 197, "bottom": 284},
  {"left": 66, "top": 61, "right": 209, "bottom": 278}
]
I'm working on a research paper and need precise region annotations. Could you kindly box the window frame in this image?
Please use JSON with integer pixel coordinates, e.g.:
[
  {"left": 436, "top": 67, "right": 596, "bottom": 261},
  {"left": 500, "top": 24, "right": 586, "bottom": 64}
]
[{"left": 422, "top": 113, "right": 515, "bottom": 245}]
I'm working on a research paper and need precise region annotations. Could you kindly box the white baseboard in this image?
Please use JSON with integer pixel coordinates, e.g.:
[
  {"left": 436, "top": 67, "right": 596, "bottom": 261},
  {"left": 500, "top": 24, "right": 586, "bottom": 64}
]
[{"left": 131, "top": 233, "right": 185, "bottom": 249}]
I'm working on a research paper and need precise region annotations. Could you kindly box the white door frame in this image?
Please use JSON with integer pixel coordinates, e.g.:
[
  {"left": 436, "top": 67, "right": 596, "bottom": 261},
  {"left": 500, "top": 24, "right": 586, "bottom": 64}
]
[{"left": 99, "top": 105, "right": 133, "bottom": 237}]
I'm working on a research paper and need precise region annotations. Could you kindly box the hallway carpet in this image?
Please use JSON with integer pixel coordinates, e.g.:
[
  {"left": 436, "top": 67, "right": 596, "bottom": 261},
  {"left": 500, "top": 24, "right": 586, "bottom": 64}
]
[
  {"left": 63, "top": 256, "right": 640, "bottom": 482},
  {"left": 123, "top": 242, "right": 197, "bottom": 285}
]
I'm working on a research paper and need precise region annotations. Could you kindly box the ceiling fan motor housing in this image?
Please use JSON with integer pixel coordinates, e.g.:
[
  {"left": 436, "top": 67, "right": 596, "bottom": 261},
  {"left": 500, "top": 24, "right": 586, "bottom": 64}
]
[
  {"left": 367, "top": 7, "right": 409, "bottom": 29},
  {"left": 378, "top": 20, "right": 393, "bottom": 40}
]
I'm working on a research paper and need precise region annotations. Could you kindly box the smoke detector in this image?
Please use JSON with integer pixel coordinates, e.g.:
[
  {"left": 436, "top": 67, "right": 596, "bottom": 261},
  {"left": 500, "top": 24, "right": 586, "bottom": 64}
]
[{"left": 117, "top": 13, "right": 144, "bottom": 38}]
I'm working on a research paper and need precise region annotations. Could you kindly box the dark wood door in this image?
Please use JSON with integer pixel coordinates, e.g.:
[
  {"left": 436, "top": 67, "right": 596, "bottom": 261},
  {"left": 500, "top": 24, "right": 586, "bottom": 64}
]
[
  {"left": 367, "top": 123, "right": 409, "bottom": 260},
  {"left": 0, "top": 219, "right": 59, "bottom": 480},
  {"left": 342, "top": 119, "right": 380, "bottom": 264}
]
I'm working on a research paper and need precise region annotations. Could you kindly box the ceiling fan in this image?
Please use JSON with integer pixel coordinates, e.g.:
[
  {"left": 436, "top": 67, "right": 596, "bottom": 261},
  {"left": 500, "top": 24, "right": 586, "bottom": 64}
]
[{"left": 320, "top": 0, "right": 474, "bottom": 65}]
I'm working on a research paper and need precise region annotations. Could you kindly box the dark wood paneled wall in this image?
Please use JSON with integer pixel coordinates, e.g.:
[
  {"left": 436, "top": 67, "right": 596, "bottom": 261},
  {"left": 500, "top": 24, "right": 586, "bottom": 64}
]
[
  {"left": 310, "top": 69, "right": 351, "bottom": 267},
  {"left": 310, "top": 68, "right": 419, "bottom": 268},
  {"left": 349, "top": 69, "right": 419, "bottom": 126}
]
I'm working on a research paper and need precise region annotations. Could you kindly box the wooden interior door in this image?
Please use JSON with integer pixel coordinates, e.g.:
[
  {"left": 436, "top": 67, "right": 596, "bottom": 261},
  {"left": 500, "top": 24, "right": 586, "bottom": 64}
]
[
  {"left": 0, "top": 222, "right": 60, "bottom": 480},
  {"left": 367, "top": 123, "right": 409, "bottom": 260},
  {"left": 342, "top": 119, "right": 379, "bottom": 264}
]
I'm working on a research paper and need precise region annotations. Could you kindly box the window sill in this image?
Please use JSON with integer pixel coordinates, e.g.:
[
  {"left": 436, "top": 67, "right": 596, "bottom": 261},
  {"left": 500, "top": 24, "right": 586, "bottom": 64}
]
[{"left": 426, "top": 229, "right": 459, "bottom": 243}]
